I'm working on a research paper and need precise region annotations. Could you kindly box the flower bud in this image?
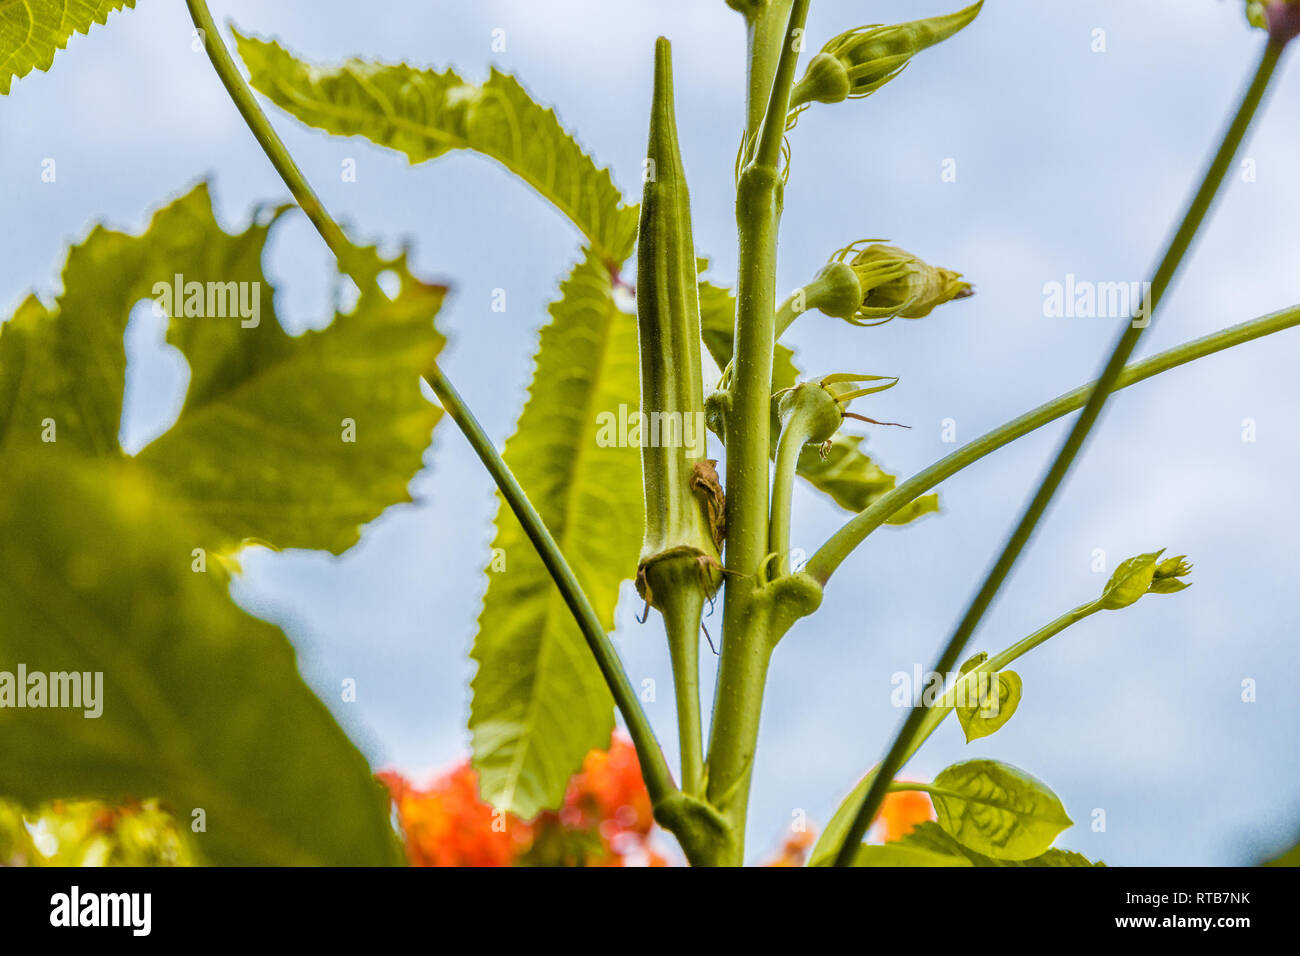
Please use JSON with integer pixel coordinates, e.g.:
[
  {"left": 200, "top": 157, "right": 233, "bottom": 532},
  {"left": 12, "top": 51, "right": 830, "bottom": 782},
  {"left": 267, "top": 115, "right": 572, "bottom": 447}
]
[
  {"left": 1099, "top": 549, "right": 1193, "bottom": 609},
  {"left": 790, "top": 1, "right": 983, "bottom": 109},
  {"left": 833, "top": 242, "right": 972, "bottom": 326},
  {"left": 1247, "top": 1, "right": 1300, "bottom": 43}
]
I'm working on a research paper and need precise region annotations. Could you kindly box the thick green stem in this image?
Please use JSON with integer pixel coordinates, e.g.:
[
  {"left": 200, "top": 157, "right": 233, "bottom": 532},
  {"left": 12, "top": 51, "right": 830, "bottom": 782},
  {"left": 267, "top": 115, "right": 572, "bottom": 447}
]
[
  {"left": 706, "top": 0, "right": 810, "bottom": 864},
  {"left": 183, "top": 0, "right": 692, "bottom": 840},
  {"left": 741, "top": 1, "right": 797, "bottom": 153},
  {"left": 806, "top": 301, "right": 1300, "bottom": 586},
  {"left": 830, "top": 41, "right": 1286, "bottom": 867}
]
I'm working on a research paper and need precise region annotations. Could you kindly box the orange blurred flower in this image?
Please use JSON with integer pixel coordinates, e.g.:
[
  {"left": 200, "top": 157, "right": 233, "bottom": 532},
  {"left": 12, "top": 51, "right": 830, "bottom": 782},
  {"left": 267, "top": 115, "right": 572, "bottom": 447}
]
[
  {"left": 872, "top": 786, "right": 935, "bottom": 843},
  {"left": 379, "top": 734, "right": 667, "bottom": 867}
]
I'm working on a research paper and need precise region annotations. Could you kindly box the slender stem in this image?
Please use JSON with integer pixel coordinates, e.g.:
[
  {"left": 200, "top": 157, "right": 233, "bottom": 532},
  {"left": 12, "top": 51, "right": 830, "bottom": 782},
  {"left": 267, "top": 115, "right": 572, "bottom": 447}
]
[
  {"left": 183, "top": 0, "right": 682, "bottom": 809},
  {"left": 805, "top": 301, "right": 1300, "bottom": 585},
  {"left": 769, "top": 406, "right": 813, "bottom": 575},
  {"left": 830, "top": 41, "right": 1286, "bottom": 867},
  {"left": 706, "top": 0, "right": 810, "bottom": 863},
  {"left": 809, "top": 599, "right": 1102, "bottom": 864},
  {"left": 424, "top": 368, "right": 678, "bottom": 807},
  {"left": 659, "top": 572, "right": 706, "bottom": 797},
  {"left": 902, "top": 602, "right": 1100, "bottom": 766}
]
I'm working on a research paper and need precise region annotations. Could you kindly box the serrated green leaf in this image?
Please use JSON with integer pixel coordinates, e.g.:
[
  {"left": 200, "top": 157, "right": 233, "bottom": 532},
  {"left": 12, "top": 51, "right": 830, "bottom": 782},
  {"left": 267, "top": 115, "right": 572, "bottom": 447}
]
[
  {"left": 698, "top": 278, "right": 935, "bottom": 523},
  {"left": 0, "top": 182, "right": 445, "bottom": 555},
  {"left": 931, "top": 759, "right": 1073, "bottom": 861},
  {"left": 954, "top": 654, "right": 1022, "bottom": 742},
  {"left": 0, "top": 458, "right": 403, "bottom": 865},
  {"left": 0, "top": 0, "right": 133, "bottom": 94},
  {"left": 233, "top": 29, "right": 639, "bottom": 268},
  {"left": 469, "top": 249, "right": 642, "bottom": 818},
  {"left": 891, "top": 822, "right": 1104, "bottom": 867}
]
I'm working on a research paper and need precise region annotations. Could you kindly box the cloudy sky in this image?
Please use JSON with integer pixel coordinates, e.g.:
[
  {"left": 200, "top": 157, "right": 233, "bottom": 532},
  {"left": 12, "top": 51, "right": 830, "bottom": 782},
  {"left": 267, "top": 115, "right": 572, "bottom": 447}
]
[{"left": 3, "top": 0, "right": 1298, "bottom": 865}]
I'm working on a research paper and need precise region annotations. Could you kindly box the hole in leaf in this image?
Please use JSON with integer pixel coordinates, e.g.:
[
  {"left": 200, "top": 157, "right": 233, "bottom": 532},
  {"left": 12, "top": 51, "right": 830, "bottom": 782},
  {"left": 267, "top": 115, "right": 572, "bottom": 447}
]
[{"left": 119, "top": 299, "right": 190, "bottom": 456}]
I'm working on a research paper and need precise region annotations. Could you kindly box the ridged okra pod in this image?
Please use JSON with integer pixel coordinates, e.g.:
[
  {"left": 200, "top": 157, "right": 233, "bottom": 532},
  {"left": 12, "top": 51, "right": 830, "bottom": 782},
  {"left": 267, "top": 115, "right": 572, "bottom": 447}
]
[{"left": 635, "top": 37, "right": 722, "bottom": 796}]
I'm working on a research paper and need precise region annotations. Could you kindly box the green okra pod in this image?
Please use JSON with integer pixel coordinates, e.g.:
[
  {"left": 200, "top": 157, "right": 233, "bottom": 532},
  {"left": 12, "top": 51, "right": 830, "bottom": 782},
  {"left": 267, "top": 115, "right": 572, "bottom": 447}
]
[{"left": 634, "top": 37, "right": 721, "bottom": 796}]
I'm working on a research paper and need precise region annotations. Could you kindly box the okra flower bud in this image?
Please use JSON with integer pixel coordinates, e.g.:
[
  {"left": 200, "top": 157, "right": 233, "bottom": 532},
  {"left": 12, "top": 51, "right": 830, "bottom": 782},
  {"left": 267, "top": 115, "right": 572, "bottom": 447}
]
[
  {"left": 832, "top": 241, "right": 973, "bottom": 326},
  {"left": 789, "top": 1, "right": 983, "bottom": 110},
  {"left": 1098, "top": 549, "right": 1193, "bottom": 610},
  {"left": 634, "top": 38, "right": 722, "bottom": 611},
  {"left": 1247, "top": 1, "right": 1300, "bottom": 43}
]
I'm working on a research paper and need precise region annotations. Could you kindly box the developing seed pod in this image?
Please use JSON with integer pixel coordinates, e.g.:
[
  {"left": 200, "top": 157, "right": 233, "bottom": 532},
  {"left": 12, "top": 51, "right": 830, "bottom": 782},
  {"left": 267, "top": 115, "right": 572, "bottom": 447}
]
[
  {"left": 789, "top": 1, "right": 983, "bottom": 110},
  {"left": 635, "top": 38, "right": 722, "bottom": 613},
  {"left": 833, "top": 241, "right": 973, "bottom": 326}
]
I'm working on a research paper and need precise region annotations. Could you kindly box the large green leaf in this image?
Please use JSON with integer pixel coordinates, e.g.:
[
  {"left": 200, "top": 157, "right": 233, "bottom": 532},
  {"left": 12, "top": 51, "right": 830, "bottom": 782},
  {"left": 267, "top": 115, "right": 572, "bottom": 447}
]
[
  {"left": 0, "top": 182, "right": 445, "bottom": 554},
  {"left": 857, "top": 822, "right": 1104, "bottom": 867},
  {"left": 698, "top": 278, "right": 936, "bottom": 523},
  {"left": 469, "top": 249, "right": 642, "bottom": 818},
  {"left": 233, "top": 28, "right": 639, "bottom": 269},
  {"left": 930, "top": 759, "right": 1073, "bottom": 861},
  {"left": 0, "top": 0, "right": 133, "bottom": 94},
  {"left": 0, "top": 458, "right": 404, "bottom": 865}
]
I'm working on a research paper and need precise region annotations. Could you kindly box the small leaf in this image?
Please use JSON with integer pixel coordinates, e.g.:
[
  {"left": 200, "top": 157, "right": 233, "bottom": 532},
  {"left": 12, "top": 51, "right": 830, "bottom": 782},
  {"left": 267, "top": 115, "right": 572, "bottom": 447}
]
[
  {"left": 0, "top": 0, "right": 135, "bottom": 94},
  {"left": 930, "top": 759, "right": 1073, "bottom": 860},
  {"left": 233, "top": 29, "right": 639, "bottom": 268},
  {"left": 954, "top": 664, "right": 1023, "bottom": 743}
]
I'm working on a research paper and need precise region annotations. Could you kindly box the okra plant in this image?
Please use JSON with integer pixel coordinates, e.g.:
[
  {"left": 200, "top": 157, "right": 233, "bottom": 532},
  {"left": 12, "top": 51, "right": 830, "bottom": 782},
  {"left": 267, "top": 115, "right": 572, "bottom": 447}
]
[{"left": 2, "top": 0, "right": 1298, "bottom": 867}]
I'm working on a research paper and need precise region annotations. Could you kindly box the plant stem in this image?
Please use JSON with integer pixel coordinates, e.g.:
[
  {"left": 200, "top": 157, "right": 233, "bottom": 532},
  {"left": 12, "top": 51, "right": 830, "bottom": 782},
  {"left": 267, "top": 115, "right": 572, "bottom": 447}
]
[
  {"left": 424, "top": 368, "right": 678, "bottom": 807},
  {"left": 800, "top": 300, "right": 1300, "bottom": 582},
  {"left": 903, "top": 602, "right": 1100, "bottom": 764},
  {"left": 830, "top": 40, "right": 1286, "bottom": 867},
  {"left": 808, "top": 599, "right": 1102, "bottom": 864},
  {"left": 805, "top": 301, "right": 1300, "bottom": 585},
  {"left": 741, "top": 1, "right": 796, "bottom": 152},
  {"left": 184, "top": 0, "right": 683, "bottom": 816},
  {"left": 705, "top": 0, "right": 810, "bottom": 864},
  {"left": 769, "top": 404, "right": 814, "bottom": 575},
  {"left": 658, "top": 568, "right": 707, "bottom": 797}
]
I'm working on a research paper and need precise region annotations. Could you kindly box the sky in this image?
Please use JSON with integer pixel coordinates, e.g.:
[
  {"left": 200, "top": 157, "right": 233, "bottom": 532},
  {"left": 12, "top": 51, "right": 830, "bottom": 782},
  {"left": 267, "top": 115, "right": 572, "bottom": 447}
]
[{"left": 3, "top": 0, "right": 1298, "bottom": 865}]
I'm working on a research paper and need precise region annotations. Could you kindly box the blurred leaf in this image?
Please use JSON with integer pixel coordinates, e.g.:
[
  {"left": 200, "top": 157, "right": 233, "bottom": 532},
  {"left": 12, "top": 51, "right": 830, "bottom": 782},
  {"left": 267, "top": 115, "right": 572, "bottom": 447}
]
[
  {"left": 233, "top": 29, "right": 639, "bottom": 268},
  {"left": 1, "top": 797, "right": 195, "bottom": 867},
  {"left": 469, "top": 249, "right": 641, "bottom": 818},
  {"left": 0, "top": 459, "right": 404, "bottom": 865},
  {"left": 930, "top": 759, "right": 1072, "bottom": 861},
  {"left": 0, "top": 182, "right": 444, "bottom": 554},
  {"left": 0, "top": 0, "right": 134, "bottom": 94}
]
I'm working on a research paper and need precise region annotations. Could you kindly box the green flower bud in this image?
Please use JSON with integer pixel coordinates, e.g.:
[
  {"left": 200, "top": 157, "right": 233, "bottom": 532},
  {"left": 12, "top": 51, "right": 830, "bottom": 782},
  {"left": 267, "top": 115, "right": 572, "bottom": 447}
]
[
  {"left": 790, "top": 1, "right": 984, "bottom": 110},
  {"left": 772, "top": 373, "right": 905, "bottom": 456},
  {"left": 634, "top": 38, "right": 722, "bottom": 610},
  {"left": 832, "top": 241, "right": 973, "bottom": 326},
  {"left": 1099, "top": 549, "right": 1193, "bottom": 609}
]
